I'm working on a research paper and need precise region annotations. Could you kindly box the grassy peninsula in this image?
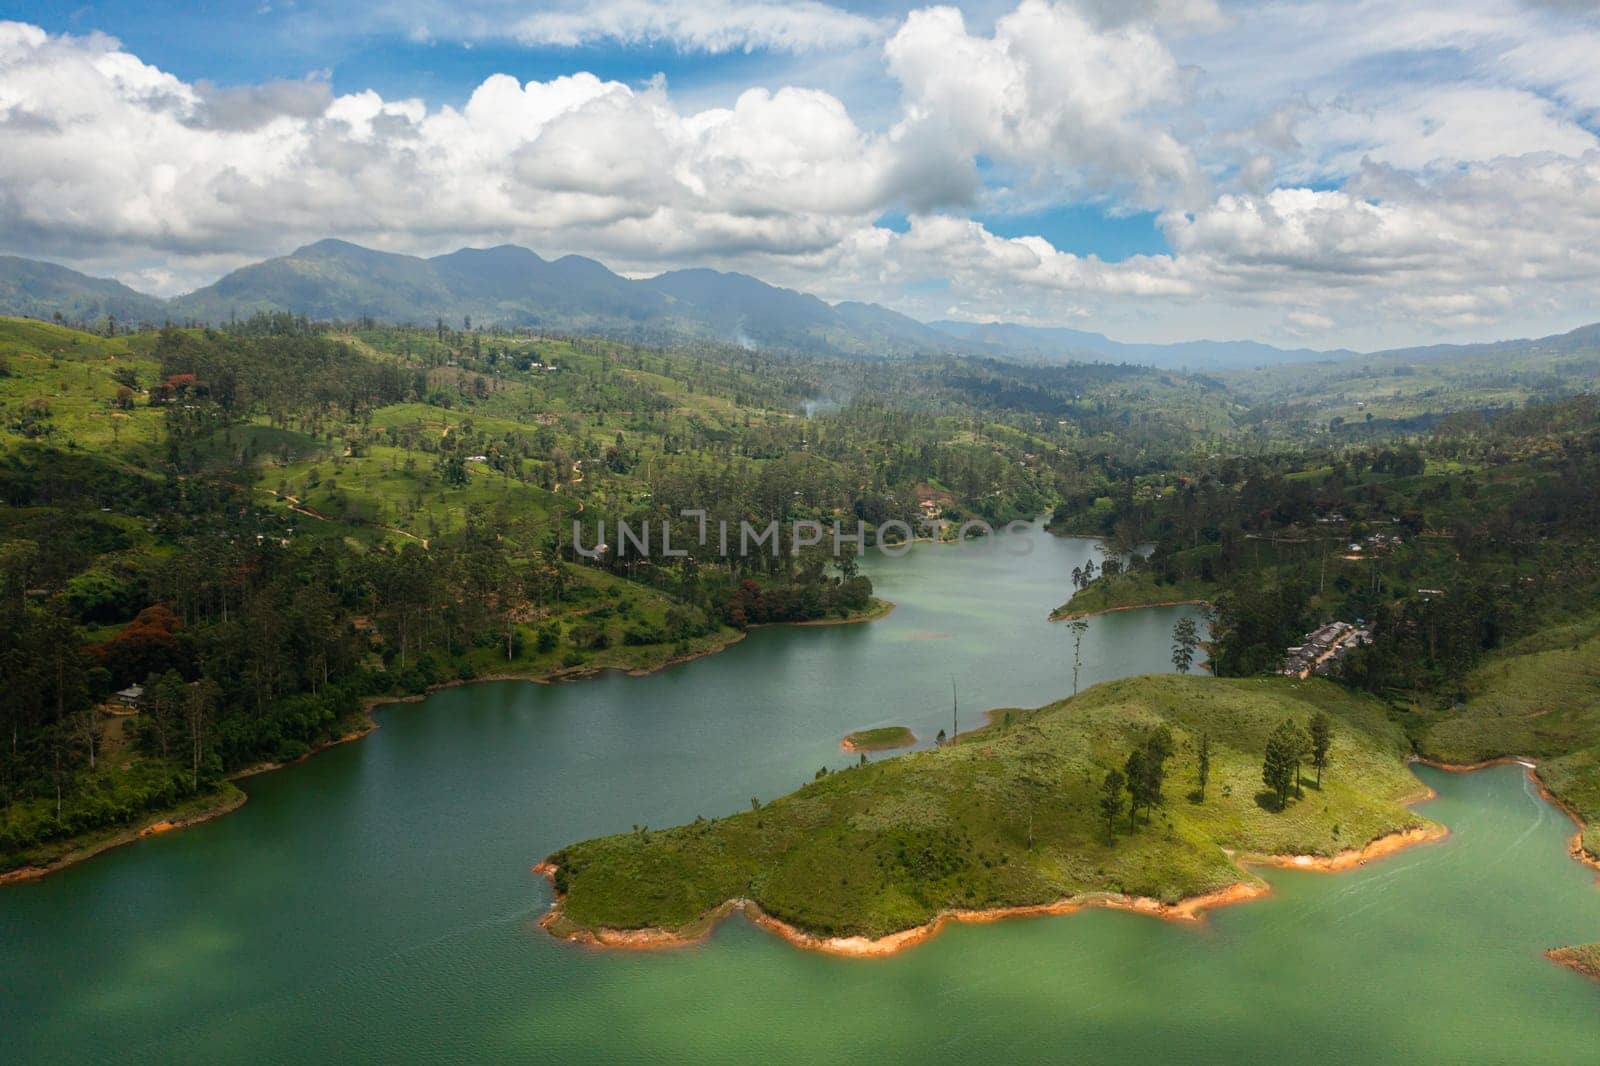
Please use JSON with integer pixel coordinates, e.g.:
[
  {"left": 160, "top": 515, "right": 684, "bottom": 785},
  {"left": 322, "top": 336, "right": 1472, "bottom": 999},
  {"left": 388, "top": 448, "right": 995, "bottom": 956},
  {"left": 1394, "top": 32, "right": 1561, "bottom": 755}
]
[
  {"left": 841, "top": 726, "right": 915, "bottom": 752},
  {"left": 542, "top": 675, "right": 1435, "bottom": 946},
  {"left": 1051, "top": 571, "right": 1212, "bottom": 619}
]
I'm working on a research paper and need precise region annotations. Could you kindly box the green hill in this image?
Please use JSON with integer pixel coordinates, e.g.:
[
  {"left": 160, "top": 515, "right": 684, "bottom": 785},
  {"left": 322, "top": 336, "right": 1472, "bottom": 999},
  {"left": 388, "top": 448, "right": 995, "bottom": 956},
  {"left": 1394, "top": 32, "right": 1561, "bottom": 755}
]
[
  {"left": 0, "top": 256, "right": 166, "bottom": 328},
  {"left": 543, "top": 675, "right": 1433, "bottom": 943}
]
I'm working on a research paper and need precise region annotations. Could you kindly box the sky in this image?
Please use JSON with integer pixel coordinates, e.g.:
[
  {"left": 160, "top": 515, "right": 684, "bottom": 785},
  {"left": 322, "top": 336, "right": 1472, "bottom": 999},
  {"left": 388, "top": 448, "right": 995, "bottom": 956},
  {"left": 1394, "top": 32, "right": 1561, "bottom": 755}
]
[{"left": 2, "top": 1, "right": 1599, "bottom": 348}]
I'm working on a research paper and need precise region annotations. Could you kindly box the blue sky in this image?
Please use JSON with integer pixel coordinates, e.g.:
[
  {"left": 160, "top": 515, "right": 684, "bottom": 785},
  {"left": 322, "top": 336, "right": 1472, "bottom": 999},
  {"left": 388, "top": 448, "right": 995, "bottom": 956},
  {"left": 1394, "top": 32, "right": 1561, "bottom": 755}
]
[
  {"left": 6, "top": 2, "right": 778, "bottom": 101},
  {"left": 2, "top": 1, "right": 1600, "bottom": 347}
]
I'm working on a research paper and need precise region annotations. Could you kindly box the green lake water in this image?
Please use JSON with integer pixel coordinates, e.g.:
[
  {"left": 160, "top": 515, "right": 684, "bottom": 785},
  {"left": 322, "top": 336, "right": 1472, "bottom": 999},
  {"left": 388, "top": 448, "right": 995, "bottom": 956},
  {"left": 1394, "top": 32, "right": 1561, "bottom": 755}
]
[{"left": 3, "top": 524, "right": 1598, "bottom": 1062}]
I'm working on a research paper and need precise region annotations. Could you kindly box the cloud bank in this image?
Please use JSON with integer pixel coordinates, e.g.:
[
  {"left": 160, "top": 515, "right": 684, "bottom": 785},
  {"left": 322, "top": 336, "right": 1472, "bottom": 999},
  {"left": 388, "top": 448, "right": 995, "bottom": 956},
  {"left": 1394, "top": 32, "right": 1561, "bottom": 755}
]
[{"left": 2, "top": 0, "right": 1600, "bottom": 346}]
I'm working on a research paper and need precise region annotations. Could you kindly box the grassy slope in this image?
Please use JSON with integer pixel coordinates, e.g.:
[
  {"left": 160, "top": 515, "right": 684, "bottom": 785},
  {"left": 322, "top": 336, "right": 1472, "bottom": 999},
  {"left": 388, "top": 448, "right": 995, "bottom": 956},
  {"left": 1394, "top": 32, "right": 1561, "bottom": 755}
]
[
  {"left": 546, "top": 675, "right": 1429, "bottom": 940},
  {"left": 1419, "top": 615, "right": 1600, "bottom": 855},
  {"left": 0, "top": 318, "right": 165, "bottom": 455}
]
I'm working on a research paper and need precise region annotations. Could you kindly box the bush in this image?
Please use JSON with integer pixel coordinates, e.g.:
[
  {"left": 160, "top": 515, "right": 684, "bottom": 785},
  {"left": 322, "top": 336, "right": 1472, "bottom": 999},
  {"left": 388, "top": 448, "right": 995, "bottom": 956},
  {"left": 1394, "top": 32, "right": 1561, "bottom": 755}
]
[
  {"left": 568, "top": 621, "right": 610, "bottom": 650},
  {"left": 623, "top": 623, "right": 666, "bottom": 646},
  {"left": 536, "top": 623, "right": 561, "bottom": 653}
]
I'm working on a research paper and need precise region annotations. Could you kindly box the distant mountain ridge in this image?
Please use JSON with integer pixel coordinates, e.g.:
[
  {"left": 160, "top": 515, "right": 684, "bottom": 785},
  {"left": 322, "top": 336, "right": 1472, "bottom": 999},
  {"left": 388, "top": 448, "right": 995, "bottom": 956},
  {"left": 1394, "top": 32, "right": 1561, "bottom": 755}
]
[
  {"left": 0, "top": 240, "right": 1595, "bottom": 371},
  {"left": 931, "top": 320, "right": 1358, "bottom": 368},
  {"left": 0, "top": 255, "right": 167, "bottom": 325}
]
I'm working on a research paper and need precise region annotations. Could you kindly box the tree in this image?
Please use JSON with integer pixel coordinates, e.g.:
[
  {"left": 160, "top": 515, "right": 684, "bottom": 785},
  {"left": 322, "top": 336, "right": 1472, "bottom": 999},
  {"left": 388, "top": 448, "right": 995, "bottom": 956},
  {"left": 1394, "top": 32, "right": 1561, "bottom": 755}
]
[
  {"left": 1289, "top": 724, "right": 1311, "bottom": 799},
  {"left": 71, "top": 706, "right": 102, "bottom": 771},
  {"left": 143, "top": 670, "right": 188, "bottom": 763},
  {"left": 1262, "top": 720, "right": 1306, "bottom": 809},
  {"left": 1140, "top": 727, "right": 1174, "bottom": 816},
  {"left": 1309, "top": 711, "right": 1332, "bottom": 787},
  {"left": 1122, "top": 727, "right": 1176, "bottom": 829},
  {"left": 1171, "top": 616, "right": 1199, "bottom": 674},
  {"left": 440, "top": 454, "right": 470, "bottom": 488},
  {"left": 1196, "top": 731, "right": 1211, "bottom": 802},
  {"left": 184, "top": 679, "right": 220, "bottom": 789},
  {"left": 1124, "top": 746, "right": 1149, "bottom": 829},
  {"left": 1018, "top": 758, "right": 1051, "bottom": 849},
  {"left": 1099, "top": 768, "right": 1125, "bottom": 843},
  {"left": 1070, "top": 618, "right": 1089, "bottom": 695}
]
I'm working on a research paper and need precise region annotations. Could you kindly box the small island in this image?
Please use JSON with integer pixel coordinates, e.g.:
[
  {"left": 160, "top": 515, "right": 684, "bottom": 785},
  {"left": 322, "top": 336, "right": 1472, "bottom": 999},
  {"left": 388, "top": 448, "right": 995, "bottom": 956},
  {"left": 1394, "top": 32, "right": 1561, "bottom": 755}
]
[
  {"left": 1547, "top": 943, "right": 1600, "bottom": 982},
  {"left": 841, "top": 726, "right": 915, "bottom": 752},
  {"left": 540, "top": 675, "right": 1440, "bottom": 953}
]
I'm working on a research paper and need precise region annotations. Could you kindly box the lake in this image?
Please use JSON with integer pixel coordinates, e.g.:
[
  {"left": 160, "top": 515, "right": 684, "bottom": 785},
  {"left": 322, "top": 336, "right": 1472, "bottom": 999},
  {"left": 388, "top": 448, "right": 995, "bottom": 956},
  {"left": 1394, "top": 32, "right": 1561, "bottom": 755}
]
[{"left": 2, "top": 523, "right": 1596, "bottom": 1062}]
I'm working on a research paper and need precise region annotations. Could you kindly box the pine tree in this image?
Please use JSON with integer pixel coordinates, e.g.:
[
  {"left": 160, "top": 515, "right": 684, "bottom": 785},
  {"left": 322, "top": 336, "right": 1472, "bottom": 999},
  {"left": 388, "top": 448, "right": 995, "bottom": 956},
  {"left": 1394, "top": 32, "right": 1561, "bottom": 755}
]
[
  {"left": 1309, "top": 711, "right": 1332, "bottom": 787},
  {"left": 1100, "top": 769, "right": 1125, "bottom": 843},
  {"left": 1124, "top": 747, "right": 1148, "bottom": 829},
  {"left": 1171, "top": 616, "right": 1199, "bottom": 674},
  {"left": 1263, "top": 720, "right": 1304, "bottom": 809}
]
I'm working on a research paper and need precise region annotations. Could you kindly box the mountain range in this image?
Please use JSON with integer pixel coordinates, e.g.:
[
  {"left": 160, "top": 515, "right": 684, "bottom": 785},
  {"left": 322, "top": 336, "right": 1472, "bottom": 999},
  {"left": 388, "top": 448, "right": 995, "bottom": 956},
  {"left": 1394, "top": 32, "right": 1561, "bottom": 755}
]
[{"left": 1, "top": 240, "right": 1595, "bottom": 371}]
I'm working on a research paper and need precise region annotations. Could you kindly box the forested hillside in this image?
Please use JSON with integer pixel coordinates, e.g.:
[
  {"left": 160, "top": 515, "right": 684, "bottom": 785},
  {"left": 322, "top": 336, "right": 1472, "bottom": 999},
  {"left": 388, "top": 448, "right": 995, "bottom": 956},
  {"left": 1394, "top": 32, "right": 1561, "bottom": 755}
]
[{"left": 0, "top": 314, "right": 1239, "bottom": 871}]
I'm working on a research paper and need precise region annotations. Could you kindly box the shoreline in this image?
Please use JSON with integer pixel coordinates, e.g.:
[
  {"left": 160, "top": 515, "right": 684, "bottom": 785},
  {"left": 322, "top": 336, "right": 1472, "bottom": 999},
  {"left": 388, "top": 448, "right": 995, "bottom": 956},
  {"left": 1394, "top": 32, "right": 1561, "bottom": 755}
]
[
  {"left": 2, "top": 600, "right": 895, "bottom": 886},
  {"left": 750, "top": 598, "right": 897, "bottom": 631},
  {"left": 1050, "top": 598, "right": 1210, "bottom": 622},
  {"left": 0, "top": 787, "right": 247, "bottom": 886},
  {"left": 1413, "top": 755, "right": 1600, "bottom": 873},
  {"left": 534, "top": 814, "right": 1451, "bottom": 959}
]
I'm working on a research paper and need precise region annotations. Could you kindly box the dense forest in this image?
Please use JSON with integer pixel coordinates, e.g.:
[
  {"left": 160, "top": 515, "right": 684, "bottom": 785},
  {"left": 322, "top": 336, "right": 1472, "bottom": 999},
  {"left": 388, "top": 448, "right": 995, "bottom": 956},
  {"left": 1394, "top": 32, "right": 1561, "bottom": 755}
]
[
  {"left": 1050, "top": 394, "right": 1600, "bottom": 695},
  {"left": 0, "top": 313, "right": 1239, "bottom": 864}
]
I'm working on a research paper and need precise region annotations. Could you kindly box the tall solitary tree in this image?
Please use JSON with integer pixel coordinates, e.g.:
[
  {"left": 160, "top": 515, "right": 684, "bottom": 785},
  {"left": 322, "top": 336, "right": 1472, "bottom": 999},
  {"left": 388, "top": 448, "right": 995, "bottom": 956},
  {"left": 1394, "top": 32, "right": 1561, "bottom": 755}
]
[
  {"left": 1100, "top": 768, "right": 1125, "bottom": 843},
  {"left": 1070, "top": 619, "right": 1089, "bottom": 695},
  {"left": 1309, "top": 711, "right": 1332, "bottom": 787},
  {"left": 1196, "top": 732, "right": 1211, "bottom": 802},
  {"left": 1171, "top": 616, "right": 1199, "bottom": 674}
]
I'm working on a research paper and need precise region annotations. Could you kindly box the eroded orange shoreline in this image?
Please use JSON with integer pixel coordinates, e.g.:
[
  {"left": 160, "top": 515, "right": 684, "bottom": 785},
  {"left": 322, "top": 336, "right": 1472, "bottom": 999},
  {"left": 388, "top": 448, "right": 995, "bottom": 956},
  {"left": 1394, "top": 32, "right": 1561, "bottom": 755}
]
[{"left": 533, "top": 817, "right": 1451, "bottom": 959}]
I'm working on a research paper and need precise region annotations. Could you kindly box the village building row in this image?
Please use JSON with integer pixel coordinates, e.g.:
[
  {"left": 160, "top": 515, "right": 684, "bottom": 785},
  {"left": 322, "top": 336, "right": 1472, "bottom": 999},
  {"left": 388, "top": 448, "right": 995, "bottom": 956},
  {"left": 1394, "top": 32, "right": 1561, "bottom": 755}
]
[{"left": 1280, "top": 621, "right": 1373, "bottom": 679}]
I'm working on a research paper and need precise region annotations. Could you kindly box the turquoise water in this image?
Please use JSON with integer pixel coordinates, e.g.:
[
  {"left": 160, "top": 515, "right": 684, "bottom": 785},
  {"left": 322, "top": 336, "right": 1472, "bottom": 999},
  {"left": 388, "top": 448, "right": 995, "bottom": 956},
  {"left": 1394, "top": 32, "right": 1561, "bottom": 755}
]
[{"left": 2, "top": 525, "right": 1597, "bottom": 1062}]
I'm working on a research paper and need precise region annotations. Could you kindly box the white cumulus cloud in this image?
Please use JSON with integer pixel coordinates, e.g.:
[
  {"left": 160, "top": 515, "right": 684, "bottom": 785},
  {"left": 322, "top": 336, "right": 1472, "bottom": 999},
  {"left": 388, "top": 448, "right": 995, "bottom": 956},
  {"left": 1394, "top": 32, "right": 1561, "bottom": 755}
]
[
  {"left": 511, "top": 0, "right": 888, "bottom": 53},
  {"left": 5, "top": 2, "right": 1600, "bottom": 348}
]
